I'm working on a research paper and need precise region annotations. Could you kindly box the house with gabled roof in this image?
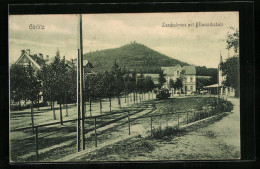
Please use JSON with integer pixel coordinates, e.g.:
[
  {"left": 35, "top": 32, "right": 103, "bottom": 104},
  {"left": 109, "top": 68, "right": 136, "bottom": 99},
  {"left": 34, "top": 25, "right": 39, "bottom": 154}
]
[
  {"left": 15, "top": 49, "right": 47, "bottom": 70},
  {"left": 15, "top": 49, "right": 79, "bottom": 71},
  {"left": 162, "top": 64, "right": 196, "bottom": 94}
]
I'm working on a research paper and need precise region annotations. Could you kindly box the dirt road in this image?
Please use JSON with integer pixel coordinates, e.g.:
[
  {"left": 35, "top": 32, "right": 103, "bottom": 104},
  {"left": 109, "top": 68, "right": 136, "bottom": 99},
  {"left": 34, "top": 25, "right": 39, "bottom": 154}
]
[
  {"left": 74, "top": 97, "right": 240, "bottom": 161},
  {"left": 139, "top": 97, "right": 240, "bottom": 160}
]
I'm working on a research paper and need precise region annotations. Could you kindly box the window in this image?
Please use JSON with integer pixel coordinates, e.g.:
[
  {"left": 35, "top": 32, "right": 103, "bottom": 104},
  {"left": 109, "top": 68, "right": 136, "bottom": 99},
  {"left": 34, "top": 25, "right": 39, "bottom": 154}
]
[
  {"left": 190, "top": 77, "right": 193, "bottom": 82},
  {"left": 190, "top": 86, "right": 193, "bottom": 91}
]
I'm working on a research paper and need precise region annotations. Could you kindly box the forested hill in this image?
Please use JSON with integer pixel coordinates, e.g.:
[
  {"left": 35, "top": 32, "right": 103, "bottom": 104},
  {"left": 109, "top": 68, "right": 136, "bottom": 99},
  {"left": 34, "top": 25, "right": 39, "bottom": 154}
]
[
  {"left": 83, "top": 42, "right": 189, "bottom": 73},
  {"left": 196, "top": 66, "right": 218, "bottom": 77}
]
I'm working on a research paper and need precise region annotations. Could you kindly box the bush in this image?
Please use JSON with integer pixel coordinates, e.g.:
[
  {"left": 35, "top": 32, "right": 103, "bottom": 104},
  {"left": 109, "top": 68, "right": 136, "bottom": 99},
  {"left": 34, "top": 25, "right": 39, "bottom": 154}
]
[
  {"left": 215, "top": 99, "right": 233, "bottom": 112},
  {"left": 151, "top": 126, "right": 186, "bottom": 139}
]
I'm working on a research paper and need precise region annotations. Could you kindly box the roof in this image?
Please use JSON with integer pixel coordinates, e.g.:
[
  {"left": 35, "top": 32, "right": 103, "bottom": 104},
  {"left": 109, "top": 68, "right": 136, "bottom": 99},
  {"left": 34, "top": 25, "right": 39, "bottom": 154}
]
[
  {"left": 16, "top": 51, "right": 42, "bottom": 70},
  {"left": 182, "top": 66, "right": 196, "bottom": 75},
  {"left": 204, "top": 84, "right": 219, "bottom": 88},
  {"left": 66, "top": 60, "right": 75, "bottom": 68},
  {"left": 162, "top": 64, "right": 181, "bottom": 75},
  {"left": 161, "top": 65, "right": 196, "bottom": 75},
  {"left": 30, "top": 54, "right": 45, "bottom": 67},
  {"left": 16, "top": 50, "right": 77, "bottom": 70}
]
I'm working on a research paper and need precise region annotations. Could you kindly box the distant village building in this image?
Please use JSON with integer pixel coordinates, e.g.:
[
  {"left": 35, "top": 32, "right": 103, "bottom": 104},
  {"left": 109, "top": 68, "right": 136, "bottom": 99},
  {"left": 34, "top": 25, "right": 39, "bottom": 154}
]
[{"left": 162, "top": 65, "right": 196, "bottom": 94}]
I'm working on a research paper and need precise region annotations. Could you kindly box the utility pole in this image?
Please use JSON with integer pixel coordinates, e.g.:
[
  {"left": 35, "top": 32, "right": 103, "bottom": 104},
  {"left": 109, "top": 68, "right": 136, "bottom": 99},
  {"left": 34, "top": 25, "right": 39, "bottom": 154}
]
[
  {"left": 217, "top": 51, "right": 222, "bottom": 105},
  {"left": 77, "top": 14, "right": 85, "bottom": 152}
]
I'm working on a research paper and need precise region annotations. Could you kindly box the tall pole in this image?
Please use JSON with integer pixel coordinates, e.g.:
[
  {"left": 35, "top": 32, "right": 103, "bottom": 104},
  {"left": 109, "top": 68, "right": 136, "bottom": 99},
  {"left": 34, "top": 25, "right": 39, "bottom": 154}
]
[
  {"left": 77, "top": 14, "right": 85, "bottom": 151},
  {"left": 217, "top": 64, "right": 219, "bottom": 105}
]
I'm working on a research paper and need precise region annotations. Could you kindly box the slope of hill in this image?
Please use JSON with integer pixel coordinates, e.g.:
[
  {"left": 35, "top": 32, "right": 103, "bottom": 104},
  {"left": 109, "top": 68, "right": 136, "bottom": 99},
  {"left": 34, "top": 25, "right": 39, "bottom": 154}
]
[{"left": 83, "top": 42, "right": 189, "bottom": 73}]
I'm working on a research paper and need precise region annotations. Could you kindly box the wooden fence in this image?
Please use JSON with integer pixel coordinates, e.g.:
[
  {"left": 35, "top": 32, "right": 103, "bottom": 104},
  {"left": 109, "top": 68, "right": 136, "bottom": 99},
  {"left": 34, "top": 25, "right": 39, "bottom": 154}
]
[{"left": 11, "top": 103, "right": 225, "bottom": 161}]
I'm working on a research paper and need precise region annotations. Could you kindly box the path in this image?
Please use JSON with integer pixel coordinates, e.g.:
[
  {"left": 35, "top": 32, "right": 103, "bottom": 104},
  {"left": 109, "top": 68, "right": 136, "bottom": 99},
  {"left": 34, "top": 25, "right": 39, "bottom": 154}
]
[{"left": 130, "top": 97, "right": 240, "bottom": 160}]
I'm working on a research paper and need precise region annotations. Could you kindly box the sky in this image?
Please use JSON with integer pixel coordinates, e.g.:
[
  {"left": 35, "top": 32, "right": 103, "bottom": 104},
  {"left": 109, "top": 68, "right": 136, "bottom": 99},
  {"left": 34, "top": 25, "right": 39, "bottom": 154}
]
[{"left": 9, "top": 12, "right": 239, "bottom": 68}]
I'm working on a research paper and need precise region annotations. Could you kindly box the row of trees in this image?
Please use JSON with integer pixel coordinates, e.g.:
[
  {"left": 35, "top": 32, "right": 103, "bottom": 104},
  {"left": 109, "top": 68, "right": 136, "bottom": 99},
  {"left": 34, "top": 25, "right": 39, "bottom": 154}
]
[
  {"left": 10, "top": 56, "right": 156, "bottom": 127},
  {"left": 84, "top": 61, "right": 156, "bottom": 114}
]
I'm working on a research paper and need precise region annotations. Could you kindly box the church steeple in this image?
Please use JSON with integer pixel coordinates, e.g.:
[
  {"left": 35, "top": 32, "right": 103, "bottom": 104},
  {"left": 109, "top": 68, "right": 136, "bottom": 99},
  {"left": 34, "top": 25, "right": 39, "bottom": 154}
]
[{"left": 220, "top": 51, "right": 222, "bottom": 64}]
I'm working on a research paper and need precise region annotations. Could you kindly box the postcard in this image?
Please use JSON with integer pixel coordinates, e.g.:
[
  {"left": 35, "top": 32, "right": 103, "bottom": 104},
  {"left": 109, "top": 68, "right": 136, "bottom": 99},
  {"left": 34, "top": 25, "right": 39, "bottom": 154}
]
[{"left": 9, "top": 12, "right": 240, "bottom": 162}]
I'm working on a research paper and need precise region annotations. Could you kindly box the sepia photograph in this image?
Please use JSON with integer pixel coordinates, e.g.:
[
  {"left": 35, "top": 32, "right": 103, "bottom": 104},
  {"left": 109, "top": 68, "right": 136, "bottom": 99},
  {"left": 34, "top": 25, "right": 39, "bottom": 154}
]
[{"left": 9, "top": 12, "right": 240, "bottom": 162}]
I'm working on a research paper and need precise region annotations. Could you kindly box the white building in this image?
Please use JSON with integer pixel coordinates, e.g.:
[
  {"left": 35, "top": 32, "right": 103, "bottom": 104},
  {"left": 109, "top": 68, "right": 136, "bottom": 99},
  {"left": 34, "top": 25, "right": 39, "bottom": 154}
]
[{"left": 162, "top": 65, "right": 196, "bottom": 94}]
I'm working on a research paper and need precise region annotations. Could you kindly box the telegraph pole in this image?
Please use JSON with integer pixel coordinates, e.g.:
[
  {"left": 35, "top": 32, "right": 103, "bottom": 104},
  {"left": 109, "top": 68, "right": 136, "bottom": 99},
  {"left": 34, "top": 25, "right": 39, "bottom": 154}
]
[{"left": 77, "top": 14, "right": 85, "bottom": 152}]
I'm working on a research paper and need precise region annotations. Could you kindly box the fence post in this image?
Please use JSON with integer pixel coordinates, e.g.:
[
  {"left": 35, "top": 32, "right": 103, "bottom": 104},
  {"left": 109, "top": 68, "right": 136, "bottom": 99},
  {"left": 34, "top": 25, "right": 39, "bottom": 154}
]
[
  {"left": 128, "top": 111, "right": 131, "bottom": 135},
  {"left": 94, "top": 117, "right": 97, "bottom": 147},
  {"left": 166, "top": 114, "right": 168, "bottom": 127},
  {"left": 150, "top": 116, "right": 153, "bottom": 137},
  {"left": 60, "top": 104, "right": 63, "bottom": 125},
  {"left": 193, "top": 111, "right": 195, "bottom": 122},
  {"left": 35, "top": 127, "right": 39, "bottom": 161},
  {"left": 186, "top": 111, "right": 189, "bottom": 125},
  {"left": 177, "top": 112, "right": 179, "bottom": 128}
]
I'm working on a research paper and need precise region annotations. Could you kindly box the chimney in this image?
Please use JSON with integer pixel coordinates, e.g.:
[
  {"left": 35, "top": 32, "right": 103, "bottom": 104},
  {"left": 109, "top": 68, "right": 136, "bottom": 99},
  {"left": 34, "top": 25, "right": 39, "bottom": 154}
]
[
  {"left": 21, "top": 50, "right": 25, "bottom": 55},
  {"left": 39, "top": 53, "right": 43, "bottom": 60},
  {"left": 26, "top": 49, "right": 30, "bottom": 55}
]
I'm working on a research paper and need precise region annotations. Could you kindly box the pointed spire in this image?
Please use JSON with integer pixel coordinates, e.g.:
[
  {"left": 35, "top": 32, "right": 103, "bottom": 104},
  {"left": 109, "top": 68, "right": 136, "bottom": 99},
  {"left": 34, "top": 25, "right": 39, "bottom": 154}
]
[{"left": 220, "top": 51, "right": 222, "bottom": 63}]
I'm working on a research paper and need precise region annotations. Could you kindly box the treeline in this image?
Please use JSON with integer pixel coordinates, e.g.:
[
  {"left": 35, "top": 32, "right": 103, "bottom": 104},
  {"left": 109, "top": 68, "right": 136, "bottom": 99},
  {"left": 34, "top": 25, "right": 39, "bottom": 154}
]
[
  {"left": 196, "top": 66, "right": 217, "bottom": 77},
  {"left": 195, "top": 66, "right": 218, "bottom": 90}
]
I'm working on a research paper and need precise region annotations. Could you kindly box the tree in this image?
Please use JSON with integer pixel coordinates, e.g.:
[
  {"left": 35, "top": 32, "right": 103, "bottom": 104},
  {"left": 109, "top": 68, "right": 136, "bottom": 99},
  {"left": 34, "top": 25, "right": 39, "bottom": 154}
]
[
  {"left": 25, "top": 63, "right": 41, "bottom": 132},
  {"left": 130, "top": 70, "right": 138, "bottom": 103},
  {"left": 169, "top": 79, "right": 175, "bottom": 96},
  {"left": 226, "top": 27, "right": 239, "bottom": 55},
  {"left": 220, "top": 27, "right": 239, "bottom": 97},
  {"left": 111, "top": 61, "right": 125, "bottom": 108},
  {"left": 10, "top": 64, "right": 27, "bottom": 110},
  {"left": 175, "top": 78, "right": 183, "bottom": 95},
  {"left": 103, "top": 71, "right": 115, "bottom": 111},
  {"left": 158, "top": 70, "right": 166, "bottom": 89},
  {"left": 220, "top": 56, "right": 239, "bottom": 97},
  {"left": 51, "top": 56, "right": 68, "bottom": 124},
  {"left": 85, "top": 74, "right": 97, "bottom": 116},
  {"left": 143, "top": 76, "right": 155, "bottom": 100},
  {"left": 123, "top": 72, "right": 132, "bottom": 104},
  {"left": 38, "top": 64, "right": 57, "bottom": 119},
  {"left": 94, "top": 73, "right": 106, "bottom": 114},
  {"left": 137, "top": 70, "right": 145, "bottom": 101}
]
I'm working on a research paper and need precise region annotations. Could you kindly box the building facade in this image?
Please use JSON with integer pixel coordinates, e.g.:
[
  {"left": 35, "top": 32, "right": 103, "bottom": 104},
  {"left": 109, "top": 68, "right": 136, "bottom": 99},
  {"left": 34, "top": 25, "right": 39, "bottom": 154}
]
[{"left": 162, "top": 65, "right": 196, "bottom": 94}]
